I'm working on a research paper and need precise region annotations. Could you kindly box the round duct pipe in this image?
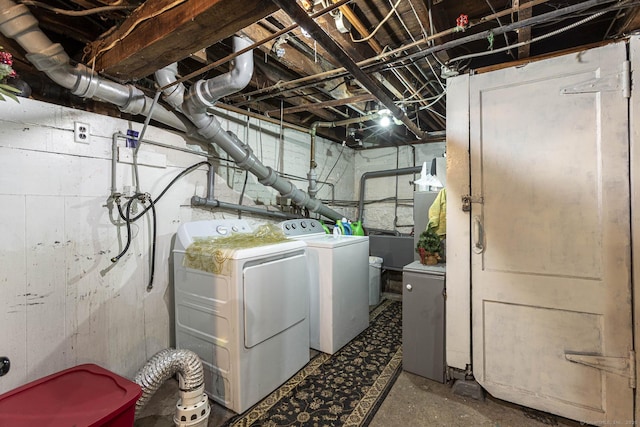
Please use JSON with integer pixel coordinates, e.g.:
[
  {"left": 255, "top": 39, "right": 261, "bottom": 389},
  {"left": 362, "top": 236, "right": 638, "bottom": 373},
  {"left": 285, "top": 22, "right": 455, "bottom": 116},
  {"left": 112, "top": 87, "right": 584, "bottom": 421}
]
[{"left": 134, "top": 348, "right": 210, "bottom": 427}]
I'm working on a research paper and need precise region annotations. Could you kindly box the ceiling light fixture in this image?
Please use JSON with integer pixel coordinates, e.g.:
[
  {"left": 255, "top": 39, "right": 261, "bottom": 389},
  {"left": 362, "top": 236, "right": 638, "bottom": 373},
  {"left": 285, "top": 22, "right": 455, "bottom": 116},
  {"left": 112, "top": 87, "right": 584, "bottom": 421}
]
[{"left": 378, "top": 109, "right": 392, "bottom": 127}]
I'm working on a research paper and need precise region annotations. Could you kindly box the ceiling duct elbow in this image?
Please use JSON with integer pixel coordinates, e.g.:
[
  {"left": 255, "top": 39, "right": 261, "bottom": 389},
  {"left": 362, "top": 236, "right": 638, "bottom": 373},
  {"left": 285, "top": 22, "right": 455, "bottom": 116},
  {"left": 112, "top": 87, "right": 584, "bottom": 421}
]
[
  {"left": 155, "top": 63, "right": 185, "bottom": 109},
  {"left": 0, "top": 0, "right": 189, "bottom": 133},
  {"left": 184, "top": 36, "right": 254, "bottom": 114}
]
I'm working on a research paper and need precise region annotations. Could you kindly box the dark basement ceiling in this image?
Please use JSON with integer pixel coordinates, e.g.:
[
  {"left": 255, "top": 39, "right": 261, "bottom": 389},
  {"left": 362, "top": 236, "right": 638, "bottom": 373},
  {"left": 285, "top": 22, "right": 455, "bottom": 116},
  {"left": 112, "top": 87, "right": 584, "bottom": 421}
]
[{"left": 2, "top": 0, "right": 639, "bottom": 148}]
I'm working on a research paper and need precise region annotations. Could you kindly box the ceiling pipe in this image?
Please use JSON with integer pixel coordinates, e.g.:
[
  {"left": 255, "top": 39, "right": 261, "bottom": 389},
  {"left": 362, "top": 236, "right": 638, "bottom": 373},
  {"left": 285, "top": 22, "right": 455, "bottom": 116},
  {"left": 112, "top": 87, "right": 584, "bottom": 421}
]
[
  {"left": 0, "top": 0, "right": 192, "bottom": 133},
  {"left": 308, "top": 112, "right": 382, "bottom": 198},
  {"left": 330, "top": 0, "right": 436, "bottom": 119},
  {"left": 272, "top": 0, "right": 427, "bottom": 141},
  {"left": 155, "top": 37, "right": 346, "bottom": 222},
  {"left": 0, "top": 0, "right": 346, "bottom": 222},
  {"left": 233, "top": 0, "right": 557, "bottom": 102},
  {"left": 358, "top": 166, "right": 421, "bottom": 223}
]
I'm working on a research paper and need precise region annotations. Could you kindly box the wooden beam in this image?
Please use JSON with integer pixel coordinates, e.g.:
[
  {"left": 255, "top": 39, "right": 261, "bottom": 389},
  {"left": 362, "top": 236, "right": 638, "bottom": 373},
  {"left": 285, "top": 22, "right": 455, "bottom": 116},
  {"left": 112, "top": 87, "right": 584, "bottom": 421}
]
[
  {"left": 92, "top": 0, "right": 278, "bottom": 80},
  {"left": 515, "top": 0, "right": 532, "bottom": 59},
  {"left": 239, "top": 22, "right": 327, "bottom": 77},
  {"left": 266, "top": 93, "right": 375, "bottom": 116}
]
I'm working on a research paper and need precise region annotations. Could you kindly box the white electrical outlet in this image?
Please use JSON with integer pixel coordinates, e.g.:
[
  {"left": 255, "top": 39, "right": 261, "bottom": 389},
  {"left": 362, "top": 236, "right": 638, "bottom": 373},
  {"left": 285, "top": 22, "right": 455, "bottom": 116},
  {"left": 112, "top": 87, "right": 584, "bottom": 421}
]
[{"left": 74, "top": 122, "right": 90, "bottom": 144}]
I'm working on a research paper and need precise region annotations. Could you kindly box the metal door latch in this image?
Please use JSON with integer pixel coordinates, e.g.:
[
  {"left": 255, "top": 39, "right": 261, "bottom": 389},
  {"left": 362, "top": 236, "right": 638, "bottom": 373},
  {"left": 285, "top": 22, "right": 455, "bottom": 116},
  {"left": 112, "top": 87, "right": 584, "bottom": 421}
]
[{"left": 461, "top": 195, "right": 483, "bottom": 212}]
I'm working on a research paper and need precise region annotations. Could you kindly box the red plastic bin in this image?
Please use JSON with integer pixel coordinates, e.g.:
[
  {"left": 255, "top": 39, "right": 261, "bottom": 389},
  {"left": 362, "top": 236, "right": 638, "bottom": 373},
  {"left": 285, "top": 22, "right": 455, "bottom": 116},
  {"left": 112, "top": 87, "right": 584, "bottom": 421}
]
[{"left": 0, "top": 363, "right": 142, "bottom": 427}]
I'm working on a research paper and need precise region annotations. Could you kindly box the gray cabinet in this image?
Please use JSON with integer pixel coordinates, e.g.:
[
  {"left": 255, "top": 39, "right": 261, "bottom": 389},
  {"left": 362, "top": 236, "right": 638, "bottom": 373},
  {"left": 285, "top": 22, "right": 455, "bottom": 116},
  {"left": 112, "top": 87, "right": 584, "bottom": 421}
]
[{"left": 402, "top": 261, "right": 445, "bottom": 382}]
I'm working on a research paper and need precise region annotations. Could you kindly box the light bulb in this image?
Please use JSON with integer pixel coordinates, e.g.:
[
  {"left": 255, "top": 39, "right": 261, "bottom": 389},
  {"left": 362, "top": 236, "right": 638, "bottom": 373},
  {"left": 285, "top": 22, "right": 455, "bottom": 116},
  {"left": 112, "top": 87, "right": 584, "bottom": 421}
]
[{"left": 380, "top": 115, "right": 391, "bottom": 127}]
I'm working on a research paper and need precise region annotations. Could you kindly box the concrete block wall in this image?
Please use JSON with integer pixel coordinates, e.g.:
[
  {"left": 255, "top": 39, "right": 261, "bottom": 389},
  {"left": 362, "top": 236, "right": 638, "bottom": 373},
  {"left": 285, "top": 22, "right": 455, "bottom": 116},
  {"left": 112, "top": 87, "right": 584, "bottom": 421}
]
[
  {"left": 0, "top": 95, "right": 439, "bottom": 393},
  {"left": 0, "top": 97, "right": 353, "bottom": 392},
  {"left": 354, "top": 142, "right": 446, "bottom": 234}
]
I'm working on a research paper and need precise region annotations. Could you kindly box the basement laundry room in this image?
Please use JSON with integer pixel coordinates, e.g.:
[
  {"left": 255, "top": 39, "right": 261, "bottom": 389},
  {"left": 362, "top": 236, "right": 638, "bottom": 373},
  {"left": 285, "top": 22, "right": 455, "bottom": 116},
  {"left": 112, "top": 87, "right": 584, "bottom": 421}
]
[{"left": 1, "top": 1, "right": 640, "bottom": 426}]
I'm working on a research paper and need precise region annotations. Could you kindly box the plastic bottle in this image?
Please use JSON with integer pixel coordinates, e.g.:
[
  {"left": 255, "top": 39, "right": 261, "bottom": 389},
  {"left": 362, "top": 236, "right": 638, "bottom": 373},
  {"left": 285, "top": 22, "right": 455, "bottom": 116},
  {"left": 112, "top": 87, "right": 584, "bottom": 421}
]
[
  {"left": 333, "top": 225, "right": 341, "bottom": 235},
  {"left": 340, "top": 218, "right": 352, "bottom": 235},
  {"left": 320, "top": 220, "right": 331, "bottom": 234},
  {"left": 337, "top": 221, "right": 345, "bottom": 235},
  {"left": 351, "top": 220, "right": 364, "bottom": 236}
]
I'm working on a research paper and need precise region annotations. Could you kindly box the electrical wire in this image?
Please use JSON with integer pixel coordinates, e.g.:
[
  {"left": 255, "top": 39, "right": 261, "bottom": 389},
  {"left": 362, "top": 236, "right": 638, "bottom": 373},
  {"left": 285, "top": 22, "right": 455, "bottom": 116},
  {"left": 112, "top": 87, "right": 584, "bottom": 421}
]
[
  {"left": 111, "top": 161, "right": 209, "bottom": 291},
  {"left": 317, "top": 144, "right": 346, "bottom": 194},
  {"left": 484, "top": 0, "right": 516, "bottom": 59},
  {"left": 446, "top": 8, "right": 611, "bottom": 65},
  {"left": 350, "top": 0, "right": 403, "bottom": 43},
  {"left": 127, "top": 161, "right": 210, "bottom": 223}
]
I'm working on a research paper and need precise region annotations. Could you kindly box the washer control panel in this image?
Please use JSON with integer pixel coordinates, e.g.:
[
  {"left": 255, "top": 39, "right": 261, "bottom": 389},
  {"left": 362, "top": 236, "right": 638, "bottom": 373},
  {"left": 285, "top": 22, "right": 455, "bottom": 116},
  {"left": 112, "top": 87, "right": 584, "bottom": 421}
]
[{"left": 280, "top": 219, "right": 325, "bottom": 236}]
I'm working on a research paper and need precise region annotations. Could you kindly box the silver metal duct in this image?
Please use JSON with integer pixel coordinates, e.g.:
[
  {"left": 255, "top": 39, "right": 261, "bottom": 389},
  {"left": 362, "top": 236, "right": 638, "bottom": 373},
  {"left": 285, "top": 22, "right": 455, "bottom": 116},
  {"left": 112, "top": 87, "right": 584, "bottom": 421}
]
[
  {"left": 0, "top": 0, "right": 346, "bottom": 222},
  {"left": 155, "top": 40, "right": 346, "bottom": 222},
  {"left": 0, "top": 0, "right": 191, "bottom": 132},
  {"left": 134, "top": 348, "right": 210, "bottom": 427}
]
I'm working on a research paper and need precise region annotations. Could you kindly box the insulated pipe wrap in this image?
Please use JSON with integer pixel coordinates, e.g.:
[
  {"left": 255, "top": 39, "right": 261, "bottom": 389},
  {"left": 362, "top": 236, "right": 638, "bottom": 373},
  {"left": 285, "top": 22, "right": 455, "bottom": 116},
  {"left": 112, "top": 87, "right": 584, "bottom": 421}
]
[{"left": 133, "top": 348, "right": 205, "bottom": 416}]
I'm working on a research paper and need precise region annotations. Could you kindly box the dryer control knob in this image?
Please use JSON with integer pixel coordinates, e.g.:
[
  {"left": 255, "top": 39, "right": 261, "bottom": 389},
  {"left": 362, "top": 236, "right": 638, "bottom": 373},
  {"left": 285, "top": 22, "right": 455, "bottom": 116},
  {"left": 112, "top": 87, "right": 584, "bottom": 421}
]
[
  {"left": 231, "top": 226, "right": 239, "bottom": 232},
  {"left": 301, "top": 221, "right": 307, "bottom": 228},
  {"left": 216, "top": 226, "right": 228, "bottom": 235}
]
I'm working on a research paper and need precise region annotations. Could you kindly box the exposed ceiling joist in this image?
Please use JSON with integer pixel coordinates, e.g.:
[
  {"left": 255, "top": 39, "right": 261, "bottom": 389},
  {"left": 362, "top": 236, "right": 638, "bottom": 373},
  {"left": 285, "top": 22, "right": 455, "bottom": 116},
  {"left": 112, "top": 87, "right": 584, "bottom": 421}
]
[
  {"left": 267, "top": 93, "right": 375, "bottom": 116},
  {"left": 92, "top": 0, "right": 279, "bottom": 80}
]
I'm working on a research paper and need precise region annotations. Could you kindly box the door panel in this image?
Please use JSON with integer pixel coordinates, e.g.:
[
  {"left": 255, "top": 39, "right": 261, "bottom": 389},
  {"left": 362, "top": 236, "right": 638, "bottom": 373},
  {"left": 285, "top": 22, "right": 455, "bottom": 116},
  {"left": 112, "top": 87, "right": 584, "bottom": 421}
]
[{"left": 470, "top": 41, "right": 632, "bottom": 424}]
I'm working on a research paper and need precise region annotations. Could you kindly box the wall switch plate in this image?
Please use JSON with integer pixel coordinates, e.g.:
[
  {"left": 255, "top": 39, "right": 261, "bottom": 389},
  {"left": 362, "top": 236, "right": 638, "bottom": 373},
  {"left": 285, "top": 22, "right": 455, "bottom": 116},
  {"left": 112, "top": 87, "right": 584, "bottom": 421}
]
[{"left": 74, "top": 122, "right": 90, "bottom": 143}]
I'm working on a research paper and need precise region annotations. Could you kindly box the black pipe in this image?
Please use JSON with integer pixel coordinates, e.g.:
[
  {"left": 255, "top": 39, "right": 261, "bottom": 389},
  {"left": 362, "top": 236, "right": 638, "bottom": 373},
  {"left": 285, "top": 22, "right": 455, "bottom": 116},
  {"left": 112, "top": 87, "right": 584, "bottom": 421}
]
[{"left": 271, "top": 0, "right": 426, "bottom": 141}]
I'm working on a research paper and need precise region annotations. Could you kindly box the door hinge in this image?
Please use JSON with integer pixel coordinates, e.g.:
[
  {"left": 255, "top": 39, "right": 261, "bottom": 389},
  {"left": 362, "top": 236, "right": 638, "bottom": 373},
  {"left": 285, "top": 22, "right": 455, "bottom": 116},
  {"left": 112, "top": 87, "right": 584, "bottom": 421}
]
[
  {"left": 565, "top": 350, "right": 636, "bottom": 388},
  {"left": 461, "top": 195, "right": 483, "bottom": 212},
  {"left": 561, "top": 60, "right": 630, "bottom": 98}
]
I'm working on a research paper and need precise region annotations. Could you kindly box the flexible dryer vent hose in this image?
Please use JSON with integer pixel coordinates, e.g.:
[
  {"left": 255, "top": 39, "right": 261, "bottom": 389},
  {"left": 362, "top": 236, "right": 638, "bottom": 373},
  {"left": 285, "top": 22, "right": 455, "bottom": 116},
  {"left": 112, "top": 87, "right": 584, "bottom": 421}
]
[{"left": 134, "top": 348, "right": 210, "bottom": 427}]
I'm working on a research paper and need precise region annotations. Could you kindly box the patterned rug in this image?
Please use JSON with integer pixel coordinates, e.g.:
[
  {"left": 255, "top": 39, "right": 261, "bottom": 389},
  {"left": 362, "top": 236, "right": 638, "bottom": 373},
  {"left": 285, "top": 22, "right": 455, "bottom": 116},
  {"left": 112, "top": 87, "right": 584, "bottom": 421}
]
[{"left": 223, "top": 299, "right": 403, "bottom": 427}]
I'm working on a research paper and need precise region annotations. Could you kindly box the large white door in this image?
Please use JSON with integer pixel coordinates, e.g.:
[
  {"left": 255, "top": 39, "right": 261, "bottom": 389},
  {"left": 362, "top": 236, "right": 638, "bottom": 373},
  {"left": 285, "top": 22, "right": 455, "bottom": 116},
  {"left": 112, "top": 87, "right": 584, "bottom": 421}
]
[{"left": 470, "top": 41, "right": 633, "bottom": 424}]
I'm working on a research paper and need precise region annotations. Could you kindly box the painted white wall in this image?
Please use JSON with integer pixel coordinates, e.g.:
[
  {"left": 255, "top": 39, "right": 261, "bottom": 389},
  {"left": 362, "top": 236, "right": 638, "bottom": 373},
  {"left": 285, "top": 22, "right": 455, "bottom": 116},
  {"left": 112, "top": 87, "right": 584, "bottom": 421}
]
[
  {"left": 0, "top": 94, "right": 444, "bottom": 395},
  {"left": 0, "top": 97, "right": 353, "bottom": 392},
  {"left": 354, "top": 142, "right": 445, "bottom": 234}
]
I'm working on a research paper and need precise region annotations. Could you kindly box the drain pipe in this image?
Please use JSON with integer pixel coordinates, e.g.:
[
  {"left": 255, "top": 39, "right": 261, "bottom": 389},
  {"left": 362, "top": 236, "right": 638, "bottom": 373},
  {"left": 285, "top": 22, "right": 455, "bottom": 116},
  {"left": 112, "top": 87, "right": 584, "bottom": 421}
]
[
  {"left": 358, "top": 166, "right": 421, "bottom": 223},
  {"left": 134, "top": 348, "right": 210, "bottom": 427},
  {"left": 0, "top": 0, "right": 192, "bottom": 133},
  {"left": 308, "top": 112, "right": 381, "bottom": 198},
  {"left": 0, "top": 0, "right": 346, "bottom": 222},
  {"left": 191, "top": 164, "right": 300, "bottom": 220},
  {"left": 155, "top": 39, "right": 346, "bottom": 221}
]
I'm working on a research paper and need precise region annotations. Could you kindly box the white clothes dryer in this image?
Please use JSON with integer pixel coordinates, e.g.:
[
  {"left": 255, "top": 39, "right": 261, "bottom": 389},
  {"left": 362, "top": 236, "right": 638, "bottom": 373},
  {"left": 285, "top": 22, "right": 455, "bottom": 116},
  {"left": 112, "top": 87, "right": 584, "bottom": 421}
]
[
  {"left": 172, "top": 219, "right": 309, "bottom": 414},
  {"left": 280, "top": 219, "right": 369, "bottom": 354}
]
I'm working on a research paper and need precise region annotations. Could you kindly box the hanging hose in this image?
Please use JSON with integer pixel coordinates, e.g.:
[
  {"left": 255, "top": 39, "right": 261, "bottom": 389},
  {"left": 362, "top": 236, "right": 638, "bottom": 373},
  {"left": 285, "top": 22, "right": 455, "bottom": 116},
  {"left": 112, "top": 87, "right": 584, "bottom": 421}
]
[
  {"left": 147, "top": 196, "right": 157, "bottom": 291},
  {"left": 110, "top": 161, "right": 210, "bottom": 291},
  {"left": 111, "top": 196, "right": 136, "bottom": 263}
]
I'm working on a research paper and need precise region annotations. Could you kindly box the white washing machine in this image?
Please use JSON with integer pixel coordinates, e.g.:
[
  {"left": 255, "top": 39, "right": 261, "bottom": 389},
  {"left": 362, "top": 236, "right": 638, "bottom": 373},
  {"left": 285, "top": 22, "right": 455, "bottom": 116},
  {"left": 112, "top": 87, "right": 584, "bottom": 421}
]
[
  {"left": 280, "top": 219, "right": 369, "bottom": 354},
  {"left": 172, "top": 219, "right": 309, "bottom": 414}
]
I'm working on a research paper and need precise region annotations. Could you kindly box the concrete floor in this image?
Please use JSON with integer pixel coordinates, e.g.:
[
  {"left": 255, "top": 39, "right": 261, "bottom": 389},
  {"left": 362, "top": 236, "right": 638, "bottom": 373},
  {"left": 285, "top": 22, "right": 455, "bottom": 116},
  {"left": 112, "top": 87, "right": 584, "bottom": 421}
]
[{"left": 135, "top": 370, "right": 582, "bottom": 427}]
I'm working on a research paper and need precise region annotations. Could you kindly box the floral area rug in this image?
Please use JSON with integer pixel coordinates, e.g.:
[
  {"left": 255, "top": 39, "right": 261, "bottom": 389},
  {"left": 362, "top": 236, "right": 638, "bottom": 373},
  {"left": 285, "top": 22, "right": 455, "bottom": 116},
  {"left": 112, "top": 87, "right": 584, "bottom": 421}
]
[{"left": 223, "top": 299, "right": 403, "bottom": 427}]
